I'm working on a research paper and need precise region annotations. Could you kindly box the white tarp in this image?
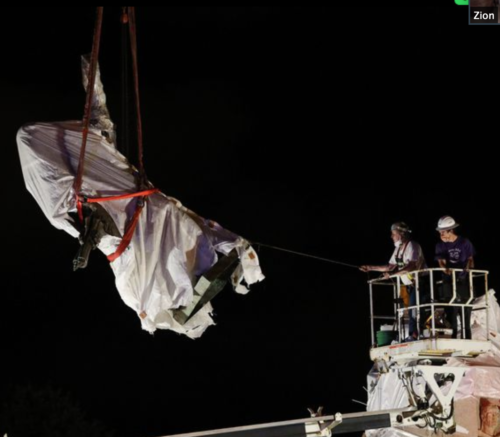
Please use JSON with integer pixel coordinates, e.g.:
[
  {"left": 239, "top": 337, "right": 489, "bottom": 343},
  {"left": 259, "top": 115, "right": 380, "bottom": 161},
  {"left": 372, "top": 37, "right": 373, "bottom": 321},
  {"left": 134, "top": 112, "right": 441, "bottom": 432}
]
[
  {"left": 366, "top": 290, "right": 500, "bottom": 437},
  {"left": 17, "top": 120, "right": 264, "bottom": 338}
]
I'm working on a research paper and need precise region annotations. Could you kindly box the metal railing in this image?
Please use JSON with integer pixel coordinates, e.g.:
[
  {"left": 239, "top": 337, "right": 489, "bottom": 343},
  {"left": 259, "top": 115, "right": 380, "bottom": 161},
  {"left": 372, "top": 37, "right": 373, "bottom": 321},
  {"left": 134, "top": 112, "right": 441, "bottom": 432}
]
[{"left": 368, "top": 268, "right": 489, "bottom": 347}]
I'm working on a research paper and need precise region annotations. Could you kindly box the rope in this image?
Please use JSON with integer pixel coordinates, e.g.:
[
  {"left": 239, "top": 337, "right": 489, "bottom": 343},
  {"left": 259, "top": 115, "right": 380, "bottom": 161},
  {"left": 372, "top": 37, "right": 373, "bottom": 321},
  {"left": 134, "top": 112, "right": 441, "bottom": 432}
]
[{"left": 253, "top": 241, "right": 359, "bottom": 270}]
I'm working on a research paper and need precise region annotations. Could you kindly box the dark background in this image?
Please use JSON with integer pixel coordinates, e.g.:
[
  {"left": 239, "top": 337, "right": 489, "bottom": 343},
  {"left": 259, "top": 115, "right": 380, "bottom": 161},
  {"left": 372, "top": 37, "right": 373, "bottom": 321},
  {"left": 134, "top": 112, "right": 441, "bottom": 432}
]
[{"left": 1, "top": 5, "right": 498, "bottom": 437}]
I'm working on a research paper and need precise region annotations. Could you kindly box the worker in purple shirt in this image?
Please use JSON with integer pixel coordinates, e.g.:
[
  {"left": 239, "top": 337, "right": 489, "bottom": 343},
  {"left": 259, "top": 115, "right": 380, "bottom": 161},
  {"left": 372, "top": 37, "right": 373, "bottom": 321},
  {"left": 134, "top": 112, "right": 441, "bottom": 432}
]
[{"left": 435, "top": 216, "right": 476, "bottom": 339}]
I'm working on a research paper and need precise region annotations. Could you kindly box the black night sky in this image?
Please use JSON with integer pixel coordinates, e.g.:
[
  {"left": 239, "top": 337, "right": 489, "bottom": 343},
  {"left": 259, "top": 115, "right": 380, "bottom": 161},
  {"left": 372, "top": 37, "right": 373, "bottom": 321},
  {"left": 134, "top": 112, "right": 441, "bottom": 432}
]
[{"left": 1, "top": 6, "right": 498, "bottom": 437}]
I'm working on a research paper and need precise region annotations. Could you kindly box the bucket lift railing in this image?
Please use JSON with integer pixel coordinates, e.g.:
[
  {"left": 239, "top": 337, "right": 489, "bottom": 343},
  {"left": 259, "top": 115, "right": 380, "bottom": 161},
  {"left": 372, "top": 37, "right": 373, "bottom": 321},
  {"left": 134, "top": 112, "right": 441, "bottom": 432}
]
[{"left": 368, "top": 268, "right": 489, "bottom": 346}]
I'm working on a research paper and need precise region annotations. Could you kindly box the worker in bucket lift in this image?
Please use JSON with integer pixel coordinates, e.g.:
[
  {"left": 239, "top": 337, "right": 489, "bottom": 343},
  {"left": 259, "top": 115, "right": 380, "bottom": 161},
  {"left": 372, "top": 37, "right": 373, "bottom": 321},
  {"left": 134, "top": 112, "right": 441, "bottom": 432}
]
[
  {"left": 435, "top": 215, "right": 475, "bottom": 340},
  {"left": 360, "top": 222, "right": 428, "bottom": 341}
]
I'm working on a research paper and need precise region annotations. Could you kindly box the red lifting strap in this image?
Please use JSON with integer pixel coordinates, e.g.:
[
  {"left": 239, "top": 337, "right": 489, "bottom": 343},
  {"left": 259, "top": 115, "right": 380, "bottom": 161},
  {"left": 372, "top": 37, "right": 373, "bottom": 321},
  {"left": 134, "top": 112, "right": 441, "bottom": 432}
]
[
  {"left": 74, "top": 7, "right": 104, "bottom": 202},
  {"left": 107, "top": 203, "right": 144, "bottom": 263},
  {"left": 77, "top": 188, "right": 160, "bottom": 262},
  {"left": 75, "top": 7, "right": 153, "bottom": 263},
  {"left": 78, "top": 188, "right": 160, "bottom": 204}
]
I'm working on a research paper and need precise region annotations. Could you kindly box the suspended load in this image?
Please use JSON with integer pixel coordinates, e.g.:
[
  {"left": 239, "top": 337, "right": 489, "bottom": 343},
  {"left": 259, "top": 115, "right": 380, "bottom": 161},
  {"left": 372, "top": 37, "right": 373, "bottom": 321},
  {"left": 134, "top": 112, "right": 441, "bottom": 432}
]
[{"left": 17, "top": 55, "right": 264, "bottom": 339}]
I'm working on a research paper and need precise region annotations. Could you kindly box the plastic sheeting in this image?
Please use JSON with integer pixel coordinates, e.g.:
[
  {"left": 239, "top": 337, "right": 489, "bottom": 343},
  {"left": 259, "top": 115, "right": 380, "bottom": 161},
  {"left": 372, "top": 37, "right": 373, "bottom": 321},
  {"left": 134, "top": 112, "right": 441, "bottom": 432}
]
[
  {"left": 366, "top": 290, "right": 500, "bottom": 437},
  {"left": 17, "top": 120, "right": 264, "bottom": 338}
]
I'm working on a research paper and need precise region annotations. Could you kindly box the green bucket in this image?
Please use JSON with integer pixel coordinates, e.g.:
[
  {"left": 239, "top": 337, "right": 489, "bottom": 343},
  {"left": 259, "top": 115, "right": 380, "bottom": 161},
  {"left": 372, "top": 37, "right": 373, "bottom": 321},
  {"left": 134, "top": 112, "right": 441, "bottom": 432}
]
[{"left": 376, "top": 330, "right": 398, "bottom": 346}]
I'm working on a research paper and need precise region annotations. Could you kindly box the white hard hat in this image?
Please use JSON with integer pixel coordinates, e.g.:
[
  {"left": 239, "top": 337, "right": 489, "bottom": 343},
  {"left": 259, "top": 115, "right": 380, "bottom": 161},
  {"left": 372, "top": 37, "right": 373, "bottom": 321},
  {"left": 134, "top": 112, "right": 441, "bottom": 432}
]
[{"left": 436, "top": 216, "right": 459, "bottom": 231}]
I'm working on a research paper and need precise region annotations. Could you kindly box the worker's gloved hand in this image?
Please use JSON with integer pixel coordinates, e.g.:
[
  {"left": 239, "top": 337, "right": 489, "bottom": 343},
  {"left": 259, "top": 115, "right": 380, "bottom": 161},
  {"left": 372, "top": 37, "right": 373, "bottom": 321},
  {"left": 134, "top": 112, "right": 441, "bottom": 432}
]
[{"left": 359, "top": 265, "right": 370, "bottom": 272}]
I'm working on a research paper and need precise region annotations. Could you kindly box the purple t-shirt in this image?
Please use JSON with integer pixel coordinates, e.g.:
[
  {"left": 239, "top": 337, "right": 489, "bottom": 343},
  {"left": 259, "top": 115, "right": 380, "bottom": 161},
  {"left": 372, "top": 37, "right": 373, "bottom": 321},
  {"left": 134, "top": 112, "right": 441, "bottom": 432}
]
[{"left": 435, "top": 236, "right": 475, "bottom": 269}]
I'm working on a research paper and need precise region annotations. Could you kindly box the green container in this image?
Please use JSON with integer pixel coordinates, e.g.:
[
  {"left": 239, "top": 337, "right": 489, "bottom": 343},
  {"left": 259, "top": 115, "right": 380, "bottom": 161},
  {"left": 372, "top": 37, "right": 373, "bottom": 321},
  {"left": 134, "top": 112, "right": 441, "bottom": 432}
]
[{"left": 376, "top": 330, "right": 398, "bottom": 346}]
